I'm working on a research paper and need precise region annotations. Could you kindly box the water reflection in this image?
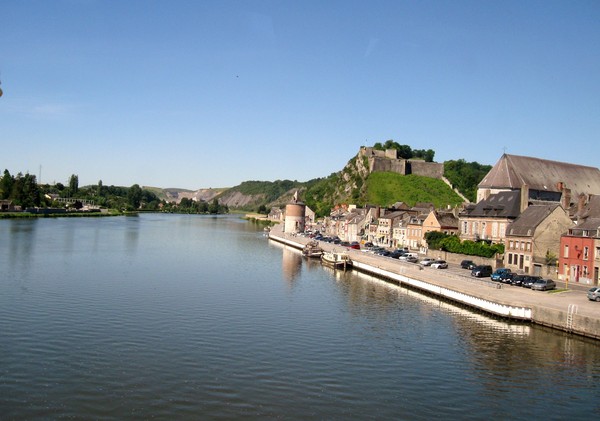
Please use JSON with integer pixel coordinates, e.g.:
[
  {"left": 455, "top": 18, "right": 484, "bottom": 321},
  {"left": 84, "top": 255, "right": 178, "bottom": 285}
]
[
  {"left": 270, "top": 240, "right": 303, "bottom": 285},
  {"left": 328, "top": 267, "right": 600, "bottom": 407},
  {"left": 4, "top": 220, "right": 38, "bottom": 282}
]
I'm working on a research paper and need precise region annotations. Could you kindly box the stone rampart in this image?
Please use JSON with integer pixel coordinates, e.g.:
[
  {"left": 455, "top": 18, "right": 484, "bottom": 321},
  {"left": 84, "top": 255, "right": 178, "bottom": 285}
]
[{"left": 359, "top": 147, "right": 444, "bottom": 179}]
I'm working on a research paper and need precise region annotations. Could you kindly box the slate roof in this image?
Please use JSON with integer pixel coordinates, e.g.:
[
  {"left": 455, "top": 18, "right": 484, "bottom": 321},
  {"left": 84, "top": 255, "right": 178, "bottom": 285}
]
[
  {"left": 506, "top": 203, "right": 562, "bottom": 237},
  {"left": 569, "top": 217, "right": 600, "bottom": 237},
  {"left": 379, "top": 211, "right": 407, "bottom": 221},
  {"left": 575, "top": 195, "right": 600, "bottom": 220},
  {"left": 435, "top": 211, "right": 459, "bottom": 229},
  {"left": 462, "top": 191, "right": 522, "bottom": 218},
  {"left": 479, "top": 154, "right": 600, "bottom": 198}
]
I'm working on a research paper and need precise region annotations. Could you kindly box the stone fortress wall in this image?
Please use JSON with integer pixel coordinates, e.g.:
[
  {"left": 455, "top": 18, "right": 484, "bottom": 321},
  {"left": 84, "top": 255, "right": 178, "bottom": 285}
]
[{"left": 359, "top": 147, "right": 444, "bottom": 179}]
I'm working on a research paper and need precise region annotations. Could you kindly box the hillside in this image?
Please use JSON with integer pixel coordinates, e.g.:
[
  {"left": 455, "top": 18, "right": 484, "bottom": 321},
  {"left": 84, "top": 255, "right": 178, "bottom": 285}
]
[
  {"left": 150, "top": 146, "right": 488, "bottom": 216},
  {"left": 364, "top": 172, "right": 464, "bottom": 208},
  {"left": 144, "top": 187, "right": 227, "bottom": 204}
]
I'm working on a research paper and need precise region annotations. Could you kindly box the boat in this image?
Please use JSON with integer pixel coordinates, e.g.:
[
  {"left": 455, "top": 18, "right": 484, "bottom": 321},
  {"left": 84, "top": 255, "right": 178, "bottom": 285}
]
[
  {"left": 321, "top": 250, "right": 352, "bottom": 269},
  {"left": 302, "top": 240, "right": 324, "bottom": 258}
]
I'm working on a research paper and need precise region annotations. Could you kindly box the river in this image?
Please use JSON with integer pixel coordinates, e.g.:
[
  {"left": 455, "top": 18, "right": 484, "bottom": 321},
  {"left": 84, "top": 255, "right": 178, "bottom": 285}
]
[{"left": 1, "top": 214, "right": 599, "bottom": 420}]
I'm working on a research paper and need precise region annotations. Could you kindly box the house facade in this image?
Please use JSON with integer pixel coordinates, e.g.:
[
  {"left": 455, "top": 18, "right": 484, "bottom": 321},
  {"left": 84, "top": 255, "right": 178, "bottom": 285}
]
[
  {"left": 559, "top": 217, "right": 600, "bottom": 286},
  {"left": 504, "top": 203, "right": 572, "bottom": 276},
  {"left": 422, "top": 210, "right": 459, "bottom": 238},
  {"left": 459, "top": 191, "right": 521, "bottom": 243}
]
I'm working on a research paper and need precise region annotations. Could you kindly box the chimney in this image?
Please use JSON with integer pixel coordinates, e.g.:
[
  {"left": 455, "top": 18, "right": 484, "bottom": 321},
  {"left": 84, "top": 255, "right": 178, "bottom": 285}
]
[
  {"left": 520, "top": 184, "right": 529, "bottom": 213},
  {"left": 576, "top": 193, "right": 586, "bottom": 213}
]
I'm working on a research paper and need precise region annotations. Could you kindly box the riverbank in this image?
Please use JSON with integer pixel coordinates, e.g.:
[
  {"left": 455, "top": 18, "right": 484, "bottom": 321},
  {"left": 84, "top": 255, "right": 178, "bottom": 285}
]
[
  {"left": 268, "top": 227, "right": 600, "bottom": 341},
  {"left": 0, "top": 209, "right": 134, "bottom": 219}
]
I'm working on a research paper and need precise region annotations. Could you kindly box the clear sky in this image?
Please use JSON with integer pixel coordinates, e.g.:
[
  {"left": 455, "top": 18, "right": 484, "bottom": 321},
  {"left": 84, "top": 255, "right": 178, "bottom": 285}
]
[{"left": 1, "top": 0, "right": 599, "bottom": 190}]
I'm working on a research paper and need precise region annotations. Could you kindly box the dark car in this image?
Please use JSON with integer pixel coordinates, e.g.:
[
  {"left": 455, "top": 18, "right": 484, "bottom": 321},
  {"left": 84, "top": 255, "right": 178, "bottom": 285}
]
[
  {"left": 510, "top": 274, "right": 527, "bottom": 286},
  {"left": 471, "top": 265, "right": 493, "bottom": 278},
  {"left": 461, "top": 260, "right": 476, "bottom": 270},
  {"left": 348, "top": 242, "right": 361, "bottom": 250},
  {"left": 531, "top": 279, "right": 556, "bottom": 291},
  {"left": 522, "top": 276, "right": 543, "bottom": 288},
  {"left": 389, "top": 250, "right": 405, "bottom": 259},
  {"left": 491, "top": 268, "right": 512, "bottom": 282},
  {"left": 498, "top": 272, "right": 514, "bottom": 283}
]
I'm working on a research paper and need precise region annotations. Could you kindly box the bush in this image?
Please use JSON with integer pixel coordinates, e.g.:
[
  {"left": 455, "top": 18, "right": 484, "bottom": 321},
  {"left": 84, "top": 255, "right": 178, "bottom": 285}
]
[{"left": 425, "top": 231, "right": 504, "bottom": 258}]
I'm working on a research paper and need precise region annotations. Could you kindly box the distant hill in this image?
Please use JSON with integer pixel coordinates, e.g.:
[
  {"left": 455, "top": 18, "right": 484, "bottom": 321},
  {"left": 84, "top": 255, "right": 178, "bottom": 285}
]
[
  {"left": 143, "top": 186, "right": 227, "bottom": 203},
  {"left": 150, "top": 146, "right": 489, "bottom": 217}
]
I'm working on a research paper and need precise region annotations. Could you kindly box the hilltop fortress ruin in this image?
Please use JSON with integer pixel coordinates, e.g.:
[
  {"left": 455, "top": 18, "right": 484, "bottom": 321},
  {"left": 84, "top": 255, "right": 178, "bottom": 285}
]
[{"left": 359, "top": 147, "right": 444, "bottom": 179}]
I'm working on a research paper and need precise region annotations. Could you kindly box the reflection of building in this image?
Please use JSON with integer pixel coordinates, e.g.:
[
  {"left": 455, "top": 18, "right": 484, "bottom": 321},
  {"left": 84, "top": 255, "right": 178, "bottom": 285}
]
[{"left": 281, "top": 246, "right": 302, "bottom": 284}]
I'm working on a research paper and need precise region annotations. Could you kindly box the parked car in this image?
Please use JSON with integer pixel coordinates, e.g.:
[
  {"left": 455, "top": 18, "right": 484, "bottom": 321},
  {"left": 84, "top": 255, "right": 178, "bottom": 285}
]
[
  {"left": 348, "top": 242, "right": 361, "bottom": 250},
  {"left": 510, "top": 274, "right": 528, "bottom": 286},
  {"left": 531, "top": 279, "right": 556, "bottom": 291},
  {"left": 491, "top": 268, "right": 512, "bottom": 282},
  {"left": 522, "top": 276, "right": 543, "bottom": 288},
  {"left": 389, "top": 250, "right": 405, "bottom": 259},
  {"left": 461, "top": 260, "right": 476, "bottom": 270},
  {"left": 588, "top": 287, "right": 600, "bottom": 302},
  {"left": 419, "top": 257, "right": 435, "bottom": 266},
  {"left": 430, "top": 260, "right": 448, "bottom": 269},
  {"left": 399, "top": 253, "right": 418, "bottom": 261},
  {"left": 498, "top": 272, "right": 514, "bottom": 283},
  {"left": 471, "top": 265, "right": 493, "bottom": 278},
  {"left": 404, "top": 255, "right": 418, "bottom": 263}
]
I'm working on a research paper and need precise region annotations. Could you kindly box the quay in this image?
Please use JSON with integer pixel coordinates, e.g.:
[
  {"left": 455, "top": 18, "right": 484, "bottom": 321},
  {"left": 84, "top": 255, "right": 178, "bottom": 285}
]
[{"left": 268, "top": 227, "right": 600, "bottom": 341}]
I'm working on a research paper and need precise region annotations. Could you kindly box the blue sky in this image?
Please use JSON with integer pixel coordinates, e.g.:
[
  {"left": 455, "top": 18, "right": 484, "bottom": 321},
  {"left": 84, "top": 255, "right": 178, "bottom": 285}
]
[{"left": 1, "top": 0, "right": 599, "bottom": 190}]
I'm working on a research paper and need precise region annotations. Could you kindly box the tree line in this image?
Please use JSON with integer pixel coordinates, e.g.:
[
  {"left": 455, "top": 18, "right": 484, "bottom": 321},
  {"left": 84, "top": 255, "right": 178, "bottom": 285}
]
[{"left": 0, "top": 170, "right": 228, "bottom": 214}]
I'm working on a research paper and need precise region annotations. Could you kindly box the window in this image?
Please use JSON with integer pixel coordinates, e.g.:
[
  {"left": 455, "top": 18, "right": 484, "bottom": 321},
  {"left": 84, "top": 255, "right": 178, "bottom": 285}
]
[
  {"left": 526, "top": 242, "right": 531, "bottom": 252},
  {"left": 463, "top": 221, "right": 468, "bottom": 234},
  {"left": 584, "top": 246, "right": 589, "bottom": 260},
  {"left": 509, "top": 240, "right": 514, "bottom": 249},
  {"left": 564, "top": 244, "right": 569, "bottom": 258}
]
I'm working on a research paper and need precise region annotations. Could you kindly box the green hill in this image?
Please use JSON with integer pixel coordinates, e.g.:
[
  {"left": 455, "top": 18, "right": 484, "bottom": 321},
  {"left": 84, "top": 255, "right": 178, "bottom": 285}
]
[{"left": 364, "top": 172, "right": 464, "bottom": 208}]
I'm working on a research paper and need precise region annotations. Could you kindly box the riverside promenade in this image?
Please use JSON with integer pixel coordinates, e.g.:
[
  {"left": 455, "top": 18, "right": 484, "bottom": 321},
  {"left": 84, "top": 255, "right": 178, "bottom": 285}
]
[{"left": 268, "top": 226, "right": 600, "bottom": 341}]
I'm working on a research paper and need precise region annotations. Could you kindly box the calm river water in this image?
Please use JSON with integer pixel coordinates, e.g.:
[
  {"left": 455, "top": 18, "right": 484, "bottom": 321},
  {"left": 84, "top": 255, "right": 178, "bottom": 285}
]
[{"left": 1, "top": 214, "right": 599, "bottom": 420}]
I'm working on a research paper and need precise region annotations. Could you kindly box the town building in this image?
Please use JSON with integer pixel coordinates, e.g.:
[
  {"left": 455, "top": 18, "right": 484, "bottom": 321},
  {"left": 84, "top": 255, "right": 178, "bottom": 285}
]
[
  {"left": 504, "top": 203, "right": 572, "bottom": 276},
  {"left": 459, "top": 191, "right": 521, "bottom": 243},
  {"left": 559, "top": 217, "right": 600, "bottom": 286},
  {"left": 477, "top": 153, "right": 600, "bottom": 206}
]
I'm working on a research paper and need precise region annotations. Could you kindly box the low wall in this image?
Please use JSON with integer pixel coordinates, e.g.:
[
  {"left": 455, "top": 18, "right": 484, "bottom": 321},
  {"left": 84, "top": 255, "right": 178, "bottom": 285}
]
[
  {"left": 532, "top": 304, "right": 600, "bottom": 340},
  {"left": 352, "top": 261, "right": 531, "bottom": 319}
]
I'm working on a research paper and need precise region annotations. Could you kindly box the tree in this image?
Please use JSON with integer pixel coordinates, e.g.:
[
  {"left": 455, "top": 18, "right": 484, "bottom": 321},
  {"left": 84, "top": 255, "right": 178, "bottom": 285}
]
[
  {"left": 208, "top": 198, "right": 220, "bottom": 214},
  {"left": 128, "top": 184, "right": 143, "bottom": 209},
  {"left": 0, "top": 169, "right": 13, "bottom": 199},
  {"left": 69, "top": 174, "right": 79, "bottom": 195}
]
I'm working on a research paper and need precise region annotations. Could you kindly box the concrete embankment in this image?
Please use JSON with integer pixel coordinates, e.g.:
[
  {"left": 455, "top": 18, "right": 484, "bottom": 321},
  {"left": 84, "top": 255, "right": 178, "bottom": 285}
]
[{"left": 268, "top": 229, "right": 600, "bottom": 341}]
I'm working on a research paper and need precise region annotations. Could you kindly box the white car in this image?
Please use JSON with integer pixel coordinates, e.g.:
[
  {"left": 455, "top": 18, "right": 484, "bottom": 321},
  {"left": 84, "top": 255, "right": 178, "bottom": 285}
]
[
  {"left": 430, "top": 260, "right": 448, "bottom": 269},
  {"left": 419, "top": 257, "right": 435, "bottom": 266}
]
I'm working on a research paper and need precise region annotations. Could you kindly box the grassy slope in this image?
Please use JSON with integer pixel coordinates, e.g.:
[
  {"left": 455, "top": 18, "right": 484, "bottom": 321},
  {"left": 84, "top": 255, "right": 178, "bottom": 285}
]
[{"left": 364, "top": 172, "right": 464, "bottom": 208}]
